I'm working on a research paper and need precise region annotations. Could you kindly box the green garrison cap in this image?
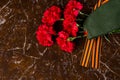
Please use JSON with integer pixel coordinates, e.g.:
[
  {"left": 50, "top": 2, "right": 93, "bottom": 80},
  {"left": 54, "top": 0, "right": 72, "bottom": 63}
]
[{"left": 84, "top": 0, "right": 120, "bottom": 39}]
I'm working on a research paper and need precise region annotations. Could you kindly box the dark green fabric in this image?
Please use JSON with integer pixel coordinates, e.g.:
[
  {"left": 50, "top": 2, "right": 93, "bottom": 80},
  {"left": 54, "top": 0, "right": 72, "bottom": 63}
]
[{"left": 84, "top": 0, "right": 120, "bottom": 39}]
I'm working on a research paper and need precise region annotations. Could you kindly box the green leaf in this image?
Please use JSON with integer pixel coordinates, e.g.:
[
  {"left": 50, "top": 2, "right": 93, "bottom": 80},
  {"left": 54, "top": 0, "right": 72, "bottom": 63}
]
[{"left": 84, "top": 0, "right": 120, "bottom": 39}]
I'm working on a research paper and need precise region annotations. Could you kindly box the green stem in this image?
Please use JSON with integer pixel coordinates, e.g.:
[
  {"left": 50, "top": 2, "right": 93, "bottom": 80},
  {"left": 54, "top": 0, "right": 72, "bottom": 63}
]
[
  {"left": 109, "top": 28, "right": 120, "bottom": 34},
  {"left": 76, "top": 19, "right": 83, "bottom": 21},
  {"left": 67, "top": 35, "right": 86, "bottom": 41},
  {"left": 78, "top": 31, "right": 84, "bottom": 33},
  {"left": 104, "top": 35, "right": 111, "bottom": 43},
  {"left": 60, "top": 18, "right": 64, "bottom": 21},
  {"left": 79, "top": 11, "right": 89, "bottom": 16},
  {"left": 76, "top": 24, "right": 80, "bottom": 27},
  {"left": 76, "top": 36, "right": 82, "bottom": 38}
]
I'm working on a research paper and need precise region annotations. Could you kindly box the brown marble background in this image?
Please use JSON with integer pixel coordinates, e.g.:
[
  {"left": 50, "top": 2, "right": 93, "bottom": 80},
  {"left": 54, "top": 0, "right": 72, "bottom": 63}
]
[{"left": 0, "top": 0, "right": 120, "bottom": 80}]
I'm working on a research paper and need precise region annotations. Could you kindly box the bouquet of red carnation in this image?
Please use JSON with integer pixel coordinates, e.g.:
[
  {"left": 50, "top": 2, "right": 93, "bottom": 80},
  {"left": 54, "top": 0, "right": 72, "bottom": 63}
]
[{"left": 36, "top": 0, "right": 87, "bottom": 53}]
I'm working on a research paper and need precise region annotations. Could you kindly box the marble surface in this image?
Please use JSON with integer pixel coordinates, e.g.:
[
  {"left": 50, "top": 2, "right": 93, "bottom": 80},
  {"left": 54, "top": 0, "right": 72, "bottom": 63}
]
[{"left": 0, "top": 0, "right": 120, "bottom": 80}]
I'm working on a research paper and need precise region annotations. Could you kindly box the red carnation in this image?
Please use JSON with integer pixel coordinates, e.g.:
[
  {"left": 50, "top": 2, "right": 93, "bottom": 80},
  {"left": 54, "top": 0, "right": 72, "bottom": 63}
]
[
  {"left": 66, "top": 0, "right": 83, "bottom": 10},
  {"left": 64, "top": 7, "right": 79, "bottom": 18},
  {"left": 36, "top": 24, "right": 55, "bottom": 46},
  {"left": 64, "top": 0, "right": 83, "bottom": 19},
  {"left": 42, "top": 6, "right": 61, "bottom": 25},
  {"left": 56, "top": 31, "right": 74, "bottom": 53},
  {"left": 63, "top": 19, "right": 78, "bottom": 37}
]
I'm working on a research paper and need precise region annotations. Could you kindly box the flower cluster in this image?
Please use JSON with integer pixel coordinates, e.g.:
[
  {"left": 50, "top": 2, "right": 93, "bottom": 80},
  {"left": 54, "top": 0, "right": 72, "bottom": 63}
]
[
  {"left": 57, "top": 0, "right": 83, "bottom": 52},
  {"left": 36, "top": 6, "right": 61, "bottom": 46},
  {"left": 36, "top": 0, "right": 84, "bottom": 53}
]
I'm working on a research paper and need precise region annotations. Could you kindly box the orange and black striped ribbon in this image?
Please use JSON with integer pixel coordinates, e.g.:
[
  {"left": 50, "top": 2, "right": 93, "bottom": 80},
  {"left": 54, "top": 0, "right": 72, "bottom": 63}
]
[{"left": 80, "top": 0, "right": 109, "bottom": 69}]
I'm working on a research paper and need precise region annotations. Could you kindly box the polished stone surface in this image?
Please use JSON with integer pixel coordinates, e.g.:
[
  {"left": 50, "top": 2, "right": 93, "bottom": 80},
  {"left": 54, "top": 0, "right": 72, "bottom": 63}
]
[{"left": 0, "top": 0, "right": 120, "bottom": 80}]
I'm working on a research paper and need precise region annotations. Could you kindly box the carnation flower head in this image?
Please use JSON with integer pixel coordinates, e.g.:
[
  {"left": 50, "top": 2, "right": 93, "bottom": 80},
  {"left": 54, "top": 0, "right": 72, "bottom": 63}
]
[
  {"left": 64, "top": 7, "right": 79, "bottom": 18},
  {"left": 66, "top": 0, "right": 83, "bottom": 10},
  {"left": 63, "top": 19, "right": 78, "bottom": 37},
  {"left": 64, "top": 0, "right": 83, "bottom": 19},
  {"left": 36, "top": 24, "right": 55, "bottom": 46},
  {"left": 42, "top": 6, "right": 61, "bottom": 25},
  {"left": 56, "top": 31, "right": 75, "bottom": 53}
]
